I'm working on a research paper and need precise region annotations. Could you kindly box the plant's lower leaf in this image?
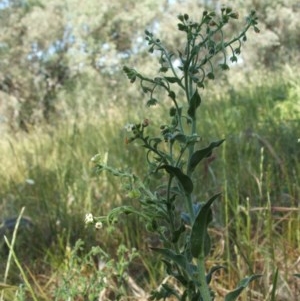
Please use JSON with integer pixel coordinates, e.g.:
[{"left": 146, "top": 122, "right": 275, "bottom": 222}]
[
  {"left": 225, "top": 274, "right": 262, "bottom": 301},
  {"left": 190, "top": 193, "right": 221, "bottom": 258},
  {"left": 151, "top": 247, "right": 192, "bottom": 276},
  {"left": 174, "top": 274, "right": 189, "bottom": 287},
  {"left": 161, "top": 259, "right": 173, "bottom": 275},
  {"left": 162, "top": 259, "right": 189, "bottom": 286}
]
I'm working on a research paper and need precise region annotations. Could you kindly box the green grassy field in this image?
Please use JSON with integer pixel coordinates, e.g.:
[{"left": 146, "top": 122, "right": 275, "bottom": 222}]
[{"left": 0, "top": 67, "right": 299, "bottom": 300}]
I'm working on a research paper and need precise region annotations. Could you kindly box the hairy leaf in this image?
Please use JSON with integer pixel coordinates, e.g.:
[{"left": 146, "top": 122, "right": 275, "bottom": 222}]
[
  {"left": 150, "top": 248, "right": 192, "bottom": 275},
  {"left": 190, "top": 193, "right": 221, "bottom": 258}
]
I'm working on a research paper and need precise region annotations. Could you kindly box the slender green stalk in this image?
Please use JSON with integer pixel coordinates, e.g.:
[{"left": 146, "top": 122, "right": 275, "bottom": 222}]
[
  {"left": 2, "top": 207, "right": 38, "bottom": 301},
  {"left": 4, "top": 237, "right": 39, "bottom": 301},
  {"left": 198, "top": 257, "right": 212, "bottom": 301}
]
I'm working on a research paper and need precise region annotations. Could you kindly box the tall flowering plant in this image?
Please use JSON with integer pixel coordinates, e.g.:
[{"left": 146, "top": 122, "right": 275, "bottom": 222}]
[{"left": 89, "top": 7, "right": 260, "bottom": 301}]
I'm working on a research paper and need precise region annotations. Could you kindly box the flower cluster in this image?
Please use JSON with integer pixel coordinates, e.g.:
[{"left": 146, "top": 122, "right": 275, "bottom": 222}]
[
  {"left": 124, "top": 119, "right": 150, "bottom": 144},
  {"left": 85, "top": 213, "right": 103, "bottom": 230}
]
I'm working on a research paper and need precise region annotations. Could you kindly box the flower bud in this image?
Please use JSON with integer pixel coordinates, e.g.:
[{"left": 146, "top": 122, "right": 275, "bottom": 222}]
[
  {"left": 235, "top": 48, "right": 241, "bottom": 55},
  {"left": 207, "top": 72, "right": 215, "bottom": 80},
  {"left": 142, "top": 118, "right": 150, "bottom": 127},
  {"left": 219, "top": 63, "right": 229, "bottom": 70},
  {"left": 229, "top": 12, "right": 239, "bottom": 19},
  {"left": 177, "top": 14, "right": 184, "bottom": 22},
  {"left": 230, "top": 55, "right": 238, "bottom": 63},
  {"left": 254, "top": 26, "right": 260, "bottom": 33},
  {"left": 183, "top": 14, "right": 189, "bottom": 21},
  {"left": 169, "top": 107, "right": 177, "bottom": 116}
]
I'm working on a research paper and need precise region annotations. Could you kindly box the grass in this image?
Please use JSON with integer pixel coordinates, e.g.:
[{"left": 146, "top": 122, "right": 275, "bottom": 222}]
[{"left": 0, "top": 66, "right": 299, "bottom": 300}]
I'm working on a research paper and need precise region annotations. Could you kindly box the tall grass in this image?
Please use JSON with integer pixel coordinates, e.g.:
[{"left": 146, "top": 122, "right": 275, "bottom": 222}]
[{"left": 0, "top": 67, "right": 299, "bottom": 300}]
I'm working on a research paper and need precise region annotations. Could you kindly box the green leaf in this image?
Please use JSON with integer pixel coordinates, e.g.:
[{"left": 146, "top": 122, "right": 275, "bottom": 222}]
[
  {"left": 294, "top": 273, "right": 300, "bottom": 278},
  {"left": 188, "top": 139, "right": 225, "bottom": 173},
  {"left": 164, "top": 76, "right": 181, "bottom": 84},
  {"left": 187, "top": 89, "right": 201, "bottom": 119},
  {"left": 123, "top": 66, "right": 138, "bottom": 83},
  {"left": 159, "top": 165, "right": 193, "bottom": 194},
  {"left": 161, "top": 259, "right": 190, "bottom": 286},
  {"left": 150, "top": 248, "right": 192, "bottom": 275},
  {"left": 190, "top": 193, "right": 221, "bottom": 258},
  {"left": 225, "top": 274, "right": 262, "bottom": 301}
]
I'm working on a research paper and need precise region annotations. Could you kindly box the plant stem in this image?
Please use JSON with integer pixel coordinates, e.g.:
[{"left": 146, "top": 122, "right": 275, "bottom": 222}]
[
  {"left": 186, "top": 194, "right": 195, "bottom": 223},
  {"left": 198, "top": 257, "right": 212, "bottom": 301}
]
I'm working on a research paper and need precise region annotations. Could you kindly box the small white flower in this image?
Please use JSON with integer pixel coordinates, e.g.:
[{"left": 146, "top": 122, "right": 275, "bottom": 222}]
[
  {"left": 124, "top": 123, "right": 135, "bottom": 132},
  {"left": 85, "top": 213, "right": 94, "bottom": 224},
  {"left": 25, "top": 179, "right": 35, "bottom": 185},
  {"left": 95, "top": 222, "right": 103, "bottom": 229}
]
